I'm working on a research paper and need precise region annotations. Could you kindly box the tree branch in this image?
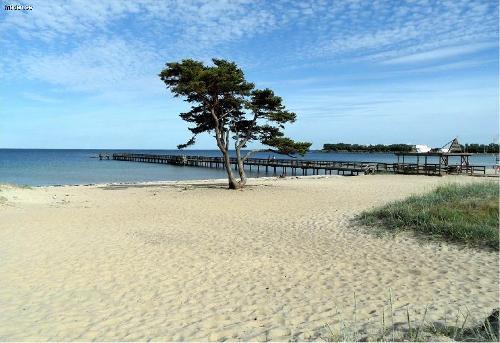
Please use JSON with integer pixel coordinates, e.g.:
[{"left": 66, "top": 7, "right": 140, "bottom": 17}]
[
  {"left": 210, "top": 107, "right": 226, "bottom": 152},
  {"left": 225, "top": 127, "right": 230, "bottom": 151},
  {"left": 242, "top": 148, "right": 296, "bottom": 162},
  {"left": 234, "top": 127, "right": 240, "bottom": 151},
  {"left": 237, "top": 111, "right": 259, "bottom": 150},
  {"left": 177, "top": 135, "right": 197, "bottom": 149}
]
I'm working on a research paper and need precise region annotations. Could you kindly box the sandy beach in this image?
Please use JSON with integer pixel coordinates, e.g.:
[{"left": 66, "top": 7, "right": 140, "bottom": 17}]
[{"left": 0, "top": 174, "right": 498, "bottom": 341}]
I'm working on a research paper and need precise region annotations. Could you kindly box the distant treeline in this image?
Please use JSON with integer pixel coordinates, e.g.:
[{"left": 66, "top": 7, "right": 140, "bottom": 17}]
[
  {"left": 463, "top": 143, "right": 499, "bottom": 153},
  {"left": 322, "top": 143, "right": 413, "bottom": 152},
  {"left": 322, "top": 143, "right": 500, "bottom": 153}
]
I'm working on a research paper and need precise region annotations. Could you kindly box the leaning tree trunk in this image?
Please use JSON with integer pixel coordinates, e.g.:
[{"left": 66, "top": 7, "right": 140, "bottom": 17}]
[
  {"left": 212, "top": 116, "right": 242, "bottom": 190},
  {"left": 234, "top": 145, "right": 247, "bottom": 187},
  {"left": 221, "top": 150, "right": 241, "bottom": 189}
]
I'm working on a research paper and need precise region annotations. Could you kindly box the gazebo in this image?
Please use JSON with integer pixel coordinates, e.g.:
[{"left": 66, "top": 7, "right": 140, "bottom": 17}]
[
  {"left": 393, "top": 138, "right": 478, "bottom": 176},
  {"left": 394, "top": 151, "right": 472, "bottom": 176}
]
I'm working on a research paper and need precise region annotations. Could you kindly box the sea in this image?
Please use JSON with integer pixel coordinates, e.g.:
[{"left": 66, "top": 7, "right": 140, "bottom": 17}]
[{"left": 0, "top": 149, "right": 497, "bottom": 186}]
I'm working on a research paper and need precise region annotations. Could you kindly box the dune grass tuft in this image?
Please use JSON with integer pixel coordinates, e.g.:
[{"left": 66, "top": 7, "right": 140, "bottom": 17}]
[
  {"left": 358, "top": 182, "right": 499, "bottom": 250},
  {"left": 318, "top": 291, "right": 499, "bottom": 342},
  {"left": 321, "top": 307, "right": 499, "bottom": 342}
]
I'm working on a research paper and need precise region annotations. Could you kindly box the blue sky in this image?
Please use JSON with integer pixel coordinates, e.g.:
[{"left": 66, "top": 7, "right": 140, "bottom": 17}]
[{"left": 1, "top": 0, "right": 498, "bottom": 149}]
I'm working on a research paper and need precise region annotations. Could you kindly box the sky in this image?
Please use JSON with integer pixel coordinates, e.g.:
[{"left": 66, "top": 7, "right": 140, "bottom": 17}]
[{"left": 1, "top": 0, "right": 498, "bottom": 149}]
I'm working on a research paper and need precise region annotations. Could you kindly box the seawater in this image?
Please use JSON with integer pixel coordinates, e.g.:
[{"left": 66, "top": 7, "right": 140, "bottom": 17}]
[{"left": 0, "top": 149, "right": 497, "bottom": 186}]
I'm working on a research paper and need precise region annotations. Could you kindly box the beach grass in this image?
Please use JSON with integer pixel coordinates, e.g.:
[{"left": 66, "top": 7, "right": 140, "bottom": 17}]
[
  {"left": 321, "top": 306, "right": 499, "bottom": 342},
  {"left": 357, "top": 182, "right": 499, "bottom": 250},
  {"left": 319, "top": 291, "right": 499, "bottom": 342}
]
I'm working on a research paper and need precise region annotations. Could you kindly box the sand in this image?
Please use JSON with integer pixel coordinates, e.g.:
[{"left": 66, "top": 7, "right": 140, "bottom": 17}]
[{"left": 0, "top": 174, "right": 498, "bottom": 341}]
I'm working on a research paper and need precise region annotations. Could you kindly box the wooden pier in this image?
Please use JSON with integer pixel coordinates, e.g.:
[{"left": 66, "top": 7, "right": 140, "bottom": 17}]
[
  {"left": 111, "top": 153, "right": 382, "bottom": 176},
  {"left": 110, "top": 153, "right": 488, "bottom": 177}
]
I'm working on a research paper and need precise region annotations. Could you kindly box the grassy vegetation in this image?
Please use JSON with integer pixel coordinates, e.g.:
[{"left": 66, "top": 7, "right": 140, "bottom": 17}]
[
  {"left": 314, "top": 290, "right": 499, "bottom": 342},
  {"left": 357, "top": 182, "right": 499, "bottom": 250},
  {"left": 320, "top": 304, "right": 499, "bottom": 342}
]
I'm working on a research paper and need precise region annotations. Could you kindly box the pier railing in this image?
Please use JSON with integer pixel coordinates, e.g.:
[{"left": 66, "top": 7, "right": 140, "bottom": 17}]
[
  {"left": 111, "top": 153, "right": 383, "bottom": 176},
  {"left": 110, "top": 153, "right": 487, "bottom": 176},
  {"left": 393, "top": 163, "right": 486, "bottom": 175}
]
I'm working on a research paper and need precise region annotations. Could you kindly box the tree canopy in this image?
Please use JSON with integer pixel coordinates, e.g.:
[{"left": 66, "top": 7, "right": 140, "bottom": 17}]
[{"left": 159, "top": 59, "right": 311, "bottom": 189}]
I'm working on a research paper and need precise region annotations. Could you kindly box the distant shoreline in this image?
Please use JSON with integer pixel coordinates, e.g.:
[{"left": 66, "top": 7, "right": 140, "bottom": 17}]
[
  {"left": 1, "top": 148, "right": 498, "bottom": 155},
  {"left": 320, "top": 150, "right": 499, "bottom": 155}
]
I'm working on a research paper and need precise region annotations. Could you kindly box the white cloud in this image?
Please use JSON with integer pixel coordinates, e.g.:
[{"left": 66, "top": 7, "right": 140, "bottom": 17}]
[
  {"left": 0, "top": 0, "right": 277, "bottom": 50},
  {"left": 382, "top": 42, "right": 497, "bottom": 64},
  {"left": 20, "top": 38, "right": 163, "bottom": 96},
  {"left": 22, "top": 92, "right": 61, "bottom": 103},
  {"left": 296, "top": 0, "right": 498, "bottom": 64},
  {"left": 405, "top": 59, "right": 497, "bottom": 73},
  {"left": 0, "top": 0, "right": 140, "bottom": 41},
  {"left": 0, "top": 0, "right": 497, "bottom": 98},
  {"left": 0, "top": 0, "right": 282, "bottom": 98}
]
